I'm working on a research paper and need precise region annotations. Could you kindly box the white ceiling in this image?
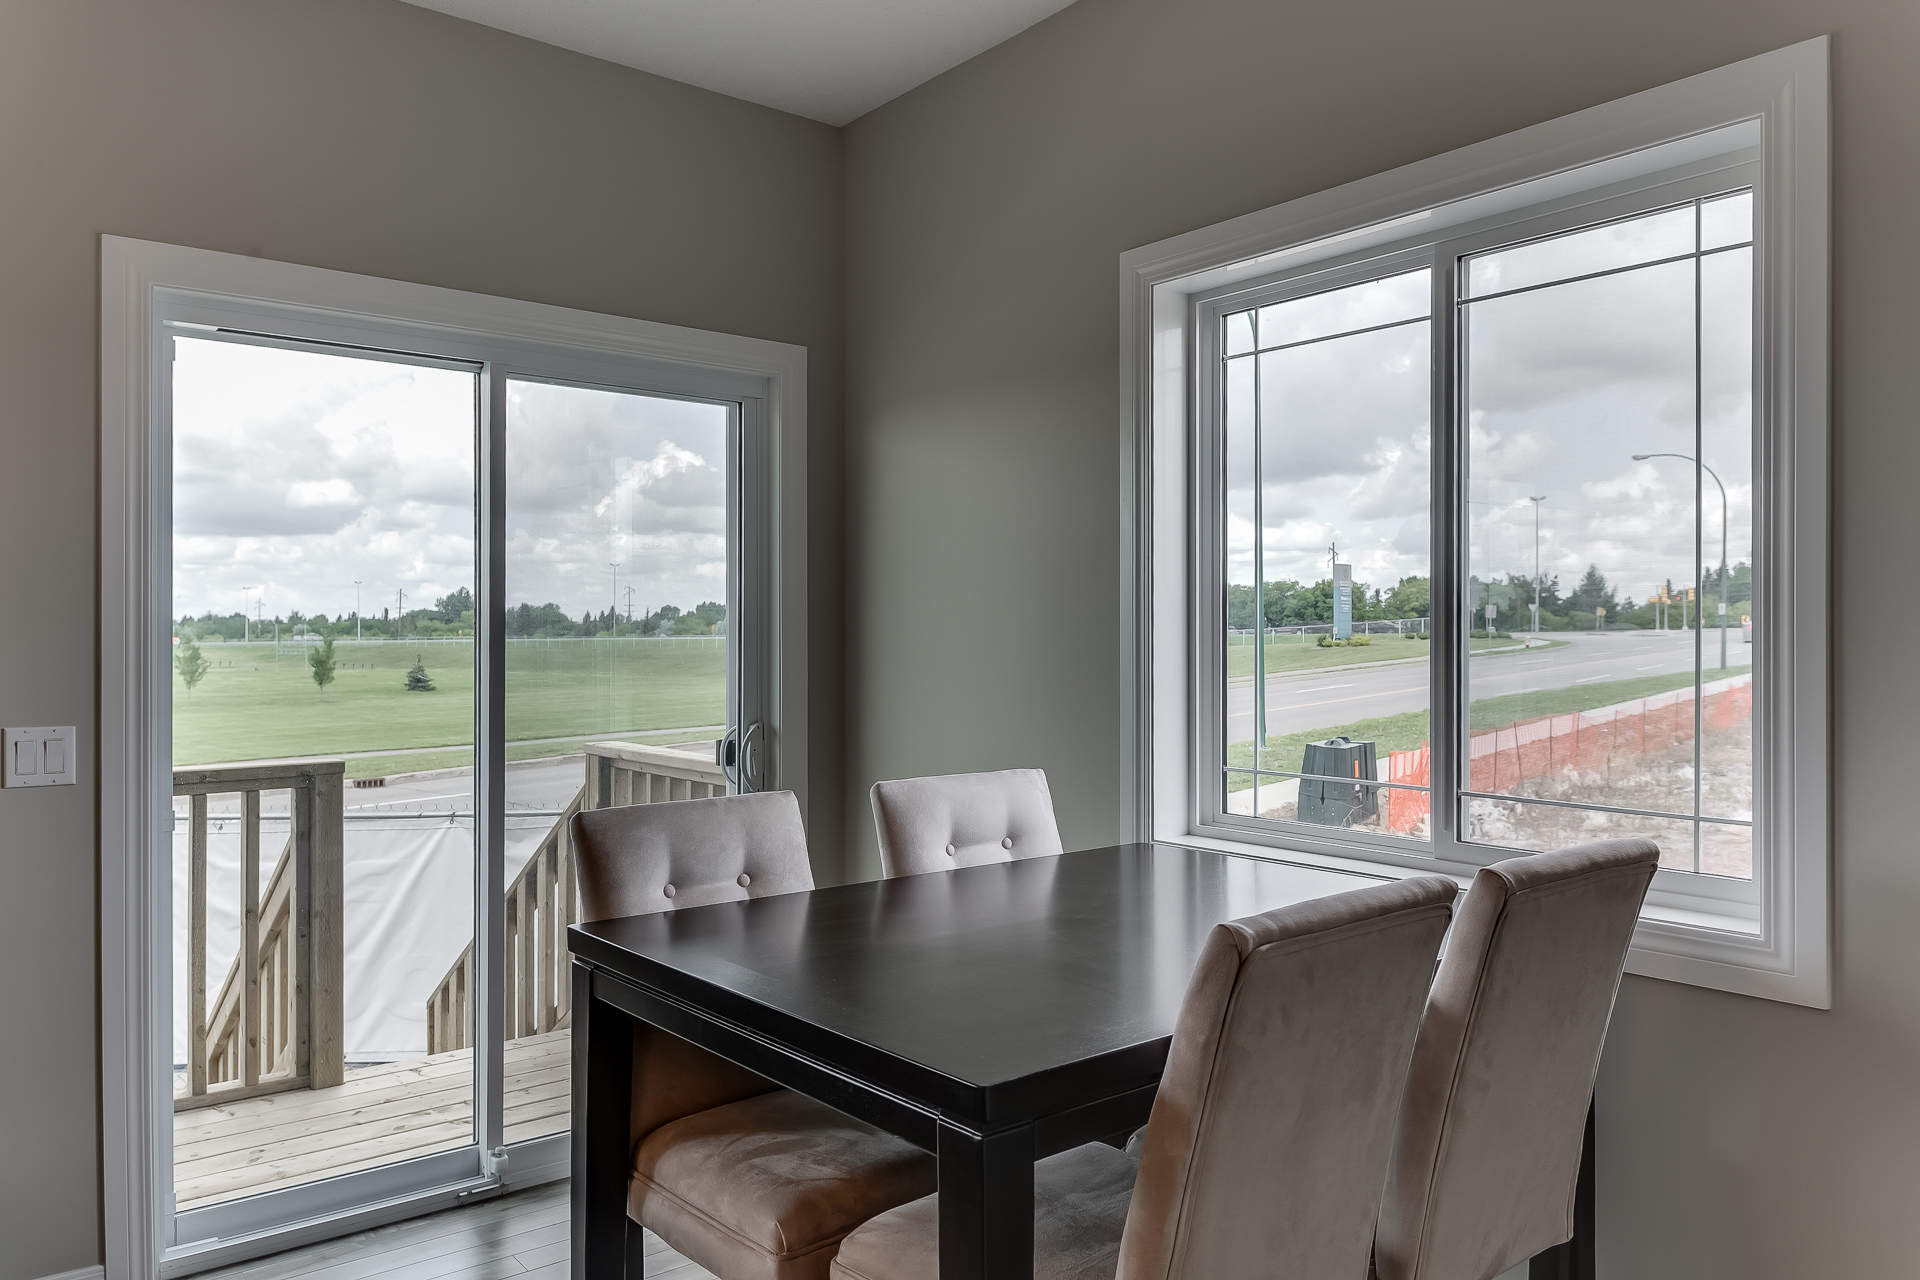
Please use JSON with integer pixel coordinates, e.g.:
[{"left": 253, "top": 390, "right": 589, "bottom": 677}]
[{"left": 399, "top": 0, "right": 1079, "bottom": 126}]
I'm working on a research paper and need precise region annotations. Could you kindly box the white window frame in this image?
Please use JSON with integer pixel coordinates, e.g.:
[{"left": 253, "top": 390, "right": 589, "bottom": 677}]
[
  {"left": 100, "top": 237, "right": 809, "bottom": 1279},
  {"left": 1119, "top": 38, "right": 1828, "bottom": 1007}
]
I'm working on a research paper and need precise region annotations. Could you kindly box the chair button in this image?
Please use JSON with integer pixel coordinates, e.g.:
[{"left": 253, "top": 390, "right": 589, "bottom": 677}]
[
  {"left": 945, "top": 844, "right": 956, "bottom": 857},
  {"left": 662, "top": 883, "right": 676, "bottom": 899},
  {"left": 1002, "top": 837, "right": 1014, "bottom": 850},
  {"left": 737, "top": 873, "right": 752, "bottom": 887}
]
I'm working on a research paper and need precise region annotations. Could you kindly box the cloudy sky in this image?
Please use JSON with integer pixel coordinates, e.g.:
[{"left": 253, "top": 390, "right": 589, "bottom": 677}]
[
  {"left": 172, "top": 338, "right": 730, "bottom": 624},
  {"left": 1225, "top": 191, "right": 1754, "bottom": 610}
]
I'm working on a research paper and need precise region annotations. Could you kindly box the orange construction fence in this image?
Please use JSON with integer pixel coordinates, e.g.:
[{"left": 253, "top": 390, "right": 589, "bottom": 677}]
[{"left": 1379, "top": 675, "right": 1754, "bottom": 836}]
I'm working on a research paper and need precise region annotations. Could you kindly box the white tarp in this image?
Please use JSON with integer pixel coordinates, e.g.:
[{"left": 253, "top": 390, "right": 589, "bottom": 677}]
[{"left": 171, "top": 813, "right": 554, "bottom": 1064}]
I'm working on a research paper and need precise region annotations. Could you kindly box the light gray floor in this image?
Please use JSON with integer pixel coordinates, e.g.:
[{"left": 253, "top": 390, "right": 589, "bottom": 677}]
[{"left": 196, "top": 1181, "right": 716, "bottom": 1280}]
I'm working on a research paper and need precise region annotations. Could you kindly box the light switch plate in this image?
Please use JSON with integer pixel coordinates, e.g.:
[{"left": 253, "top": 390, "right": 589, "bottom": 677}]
[{"left": 4, "top": 726, "right": 76, "bottom": 787}]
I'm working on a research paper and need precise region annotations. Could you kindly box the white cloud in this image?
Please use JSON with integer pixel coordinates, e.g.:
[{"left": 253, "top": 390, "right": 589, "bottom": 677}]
[
  {"left": 171, "top": 338, "right": 732, "bottom": 624},
  {"left": 1226, "top": 241, "right": 1755, "bottom": 606}
]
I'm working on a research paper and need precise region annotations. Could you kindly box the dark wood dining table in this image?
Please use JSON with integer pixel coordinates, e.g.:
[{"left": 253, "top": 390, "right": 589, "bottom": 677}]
[{"left": 565, "top": 842, "right": 1373, "bottom": 1280}]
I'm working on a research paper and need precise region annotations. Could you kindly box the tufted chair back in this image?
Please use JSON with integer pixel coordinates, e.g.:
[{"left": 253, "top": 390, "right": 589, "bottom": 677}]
[
  {"left": 569, "top": 789, "right": 815, "bottom": 1153},
  {"left": 1118, "top": 876, "right": 1457, "bottom": 1280},
  {"left": 869, "top": 768, "right": 1065, "bottom": 878},
  {"left": 1373, "top": 839, "right": 1658, "bottom": 1280},
  {"left": 571, "top": 789, "right": 815, "bottom": 921}
]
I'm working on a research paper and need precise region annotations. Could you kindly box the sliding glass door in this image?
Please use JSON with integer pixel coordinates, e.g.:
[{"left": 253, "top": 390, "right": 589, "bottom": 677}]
[
  {"left": 167, "top": 333, "right": 483, "bottom": 1242},
  {"left": 155, "top": 297, "right": 771, "bottom": 1260}
]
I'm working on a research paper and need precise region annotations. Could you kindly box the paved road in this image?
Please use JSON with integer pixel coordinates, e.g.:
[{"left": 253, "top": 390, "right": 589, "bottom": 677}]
[
  {"left": 185, "top": 740, "right": 718, "bottom": 818},
  {"left": 1227, "top": 631, "right": 1748, "bottom": 746}
]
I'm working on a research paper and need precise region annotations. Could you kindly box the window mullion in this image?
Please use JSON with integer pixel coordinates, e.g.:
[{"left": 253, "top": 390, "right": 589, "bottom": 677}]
[{"left": 1431, "top": 245, "right": 1470, "bottom": 861}]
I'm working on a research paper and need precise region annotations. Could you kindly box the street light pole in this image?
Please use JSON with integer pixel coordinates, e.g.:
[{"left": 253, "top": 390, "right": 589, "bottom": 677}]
[
  {"left": 1633, "top": 452, "right": 1729, "bottom": 670},
  {"left": 354, "top": 580, "right": 362, "bottom": 642},
  {"left": 1527, "top": 495, "right": 1546, "bottom": 640}
]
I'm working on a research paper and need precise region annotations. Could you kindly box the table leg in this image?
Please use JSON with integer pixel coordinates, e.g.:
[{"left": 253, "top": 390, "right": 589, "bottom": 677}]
[
  {"left": 1529, "top": 1100, "right": 1595, "bottom": 1280},
  {"left": 572, "top": 961, "right": 633, "bottom": 1280},
  {"left": 936, "top": 1120, "right": 1034, "bottom": 1280}
]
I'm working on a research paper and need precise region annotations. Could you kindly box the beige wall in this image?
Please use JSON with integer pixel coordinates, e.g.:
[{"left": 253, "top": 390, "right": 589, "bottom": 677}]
[
  {"left": 0, "top": 2, "right": 843, "bottom": 1273},
  {"left": 844, "top": 0, "right": 1920, "bottom": 1275}
]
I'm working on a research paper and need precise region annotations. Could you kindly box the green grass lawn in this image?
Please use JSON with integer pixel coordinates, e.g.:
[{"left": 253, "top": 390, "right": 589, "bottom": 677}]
[
  {"left": 1227, "top": 663, "right": 1752, "bottom": 792},
  {"left": 1225, "top": 635, "right": 1561, "bottom": 678},
  {"left": 172, "top": 637, "right": 725, "bottom": 766}
]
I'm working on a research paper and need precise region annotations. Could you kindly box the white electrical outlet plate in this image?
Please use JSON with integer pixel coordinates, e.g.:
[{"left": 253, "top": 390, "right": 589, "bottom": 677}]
[{"left": 4, "top": 726, "right": 76, "bottom": 787}]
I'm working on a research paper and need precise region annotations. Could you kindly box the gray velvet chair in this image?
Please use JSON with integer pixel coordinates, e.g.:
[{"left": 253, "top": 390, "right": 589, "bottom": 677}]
[
  {"left": 869, "top": 768, "right": 1065, "bottom": 877},
  {"left": 1372, "top": 839, "right": 1659, "bottom": 1280},
  {"left": 827, "top": 875, "right": 1459, "bottom": 1280},
  {"left": 570, "top": 791, "right": 937, "bottom": 1280}
]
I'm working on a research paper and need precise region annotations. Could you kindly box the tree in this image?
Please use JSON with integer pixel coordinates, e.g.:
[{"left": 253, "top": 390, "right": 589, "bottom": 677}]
[
  {"left": 1384, "top": 576, "right": 1431, "bottom": 620},
  {"left": 405, "top": 654, "right": 436, "bottom": 692},
  {"left": 1565, "top": 564, "right": 1619, "bottom": 626},
  {"left": 434, "top": 587, "right": 475, "bottom": 622},
  {"left": 308, "top": 634, "right": 337, "bottom": 693},
  {"left": 174, "top": 637, "right": 210, "bottom": 702}
]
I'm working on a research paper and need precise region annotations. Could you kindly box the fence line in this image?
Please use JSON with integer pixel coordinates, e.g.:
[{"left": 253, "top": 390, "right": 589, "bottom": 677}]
[{"left": 1380, "top": 674, "right": 1755, "bottom": 835}]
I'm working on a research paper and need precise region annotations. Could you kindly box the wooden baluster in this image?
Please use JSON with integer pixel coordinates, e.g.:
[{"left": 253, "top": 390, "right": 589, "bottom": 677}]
[
  {"left": 537, "top": 841, "right": 557, "bottom": 1033},
  {"left": 277, "top": 930, "right": 290, "bottom": 1071},
  {"left": 504, "top": 894, "right": 518, "bottom": 1044},
  {"left": 316, "top": 765, "right": 345, "bottom": 1089},
  {"left": 518, "top": 870, "right": 537, "bottom": 1039},
  {"left": 242, "top": 789, "right": 262, "bottom": 1088},
  {"left": 189, "top": 793, "right": 209, "bottom": 1097},
  {"left": 556, "top": 820, "right": 574, "bottom": 1025},
  {"left": 459, "top": 947, "right": 472, "bottom": 1051}
]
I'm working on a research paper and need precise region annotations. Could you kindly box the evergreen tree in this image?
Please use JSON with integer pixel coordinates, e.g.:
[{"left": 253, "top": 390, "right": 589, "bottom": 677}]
[
  {"left": 308, "top": 635, "right": 337, "bottom": 693},
  {"left": 405, "top": 654, "right": 436, "bottom": 692},
  {"left": 1566, "top": 564, "right": 1620, "bottom": 627},
  {"left": 174, "top": 636, "right": 210, "bottom": 702}
]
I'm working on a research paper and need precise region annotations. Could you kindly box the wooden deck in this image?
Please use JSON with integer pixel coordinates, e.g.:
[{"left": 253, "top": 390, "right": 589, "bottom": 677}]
[{"left": 175, "top": 1030, "right": 570, "bottom": 1211}]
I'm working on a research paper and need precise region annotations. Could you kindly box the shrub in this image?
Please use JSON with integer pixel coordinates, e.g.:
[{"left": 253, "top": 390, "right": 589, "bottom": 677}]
[
  {"left": 1317, "top": 635, "right": 1334, "bottom": 648},
  {"left": 1348, "top": 635, "right": 1372, "bottom": 646}
]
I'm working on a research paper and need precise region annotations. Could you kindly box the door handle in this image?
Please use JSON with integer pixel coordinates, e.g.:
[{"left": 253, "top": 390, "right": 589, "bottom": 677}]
[
  {"left": 717, "top": 726, "right": 740, "bottom": 789},
  {"left": 739, "top": 722, "right": 762, "bottom": 792}
]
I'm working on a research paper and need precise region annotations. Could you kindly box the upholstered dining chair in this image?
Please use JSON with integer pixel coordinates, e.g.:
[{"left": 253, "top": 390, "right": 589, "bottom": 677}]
[
  {"left": 827, "top": 875, "right": 1459, "bottom": 1280},
  {"left": 570, "top": 791, "right": 937, "bottom": 1280},
  {"left": 868, "top": 768, "right": 1065, "bottom": 877},
  {"left": 1372, "top": 838, "right": 1659, "bottom": 1280}
]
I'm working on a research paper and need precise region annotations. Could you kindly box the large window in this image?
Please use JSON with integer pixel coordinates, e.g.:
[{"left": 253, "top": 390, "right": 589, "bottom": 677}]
[
  {"left": 1205, "top": 185, "right": 1757, "bottom": 885},
  {"left": 1126, "top": 40, "right": 1828, "bottom": 1006}
]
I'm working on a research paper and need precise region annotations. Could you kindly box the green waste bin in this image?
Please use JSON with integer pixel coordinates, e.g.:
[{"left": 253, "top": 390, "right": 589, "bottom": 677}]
[{"left": 1297, "top": 736, "right": 1378, "bottom": 827}]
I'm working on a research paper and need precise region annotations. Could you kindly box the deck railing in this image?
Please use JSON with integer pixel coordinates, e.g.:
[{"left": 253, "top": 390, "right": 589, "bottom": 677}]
[
  {"left": 425, "top": 741, "right": 727, "bottom": 1052},
  {"left": 174, "top": 760, "right": 345, "bottom": 1111}
]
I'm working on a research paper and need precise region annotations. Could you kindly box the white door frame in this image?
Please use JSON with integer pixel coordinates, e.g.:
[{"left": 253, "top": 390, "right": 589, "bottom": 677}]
[{"left": 100, "top": 236, "right": 809, "bottom": 1279}]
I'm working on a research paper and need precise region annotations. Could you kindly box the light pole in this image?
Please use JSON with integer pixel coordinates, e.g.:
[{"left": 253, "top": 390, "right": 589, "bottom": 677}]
[
  {"left": 354, "top": 580, "right": 362, "bottom": 642},
  {"left": 1633, "top": 452, "right": 1729, "bottom": 670},
  {"left": 1527, "top": 495, "right": 1546, "bottom": 639},
  {"left": 241, "top": 586, "right": 255, "bottom": 643}
]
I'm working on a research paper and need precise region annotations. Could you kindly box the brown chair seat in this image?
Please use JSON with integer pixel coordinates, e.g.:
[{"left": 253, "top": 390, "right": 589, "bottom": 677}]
[
  {"left": 830, "top": 1141, "right": 1138, "bottom": 1280},
  {"left": 570, "top": 791, "right": 939, "bottom": 1280},
  {"left": 634, "top": 1089, "right": 936, "bottom": 1280}
]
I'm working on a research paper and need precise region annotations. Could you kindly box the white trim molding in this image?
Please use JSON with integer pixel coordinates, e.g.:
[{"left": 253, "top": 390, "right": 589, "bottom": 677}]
[
  {"left": 1118, "top": 38, "right": 1829, "bottom": 1007},
  {"left": 100, "top": 236, "right": 809, "bottom": 1278}
]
